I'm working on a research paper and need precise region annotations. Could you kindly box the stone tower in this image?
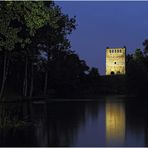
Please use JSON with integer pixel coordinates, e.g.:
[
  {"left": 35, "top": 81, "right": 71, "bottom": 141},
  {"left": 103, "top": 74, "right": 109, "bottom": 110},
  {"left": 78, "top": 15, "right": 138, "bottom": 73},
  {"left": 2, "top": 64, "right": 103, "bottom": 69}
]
[{"left": 106, "top": 47, "right": 126, "bottom": 75}]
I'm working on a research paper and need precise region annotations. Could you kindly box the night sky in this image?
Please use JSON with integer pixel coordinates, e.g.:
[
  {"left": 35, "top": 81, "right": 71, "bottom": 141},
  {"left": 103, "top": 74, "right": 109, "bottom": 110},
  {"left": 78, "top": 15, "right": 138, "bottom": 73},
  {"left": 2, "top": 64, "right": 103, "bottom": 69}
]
[{"left": 56, "top": 1, "right": 148, "bottom": 75}]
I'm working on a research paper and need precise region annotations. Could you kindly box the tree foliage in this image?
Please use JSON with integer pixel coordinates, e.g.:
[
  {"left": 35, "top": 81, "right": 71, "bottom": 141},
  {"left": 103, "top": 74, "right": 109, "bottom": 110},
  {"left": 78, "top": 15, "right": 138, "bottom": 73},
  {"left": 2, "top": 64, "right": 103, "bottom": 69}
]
[
  {"left": 126, "top": 48, "right": 148, "bottom": 96},
  {"left": 0, "top": 1, "right": 100, "bottom": 99}
]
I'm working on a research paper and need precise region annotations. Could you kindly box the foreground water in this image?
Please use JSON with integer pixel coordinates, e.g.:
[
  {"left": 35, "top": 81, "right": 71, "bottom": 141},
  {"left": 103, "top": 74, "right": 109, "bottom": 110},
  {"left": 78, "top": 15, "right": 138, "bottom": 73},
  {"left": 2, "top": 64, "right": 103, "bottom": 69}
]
[{"left": 1, "top": 95, "right": 148, "bottom": 146}]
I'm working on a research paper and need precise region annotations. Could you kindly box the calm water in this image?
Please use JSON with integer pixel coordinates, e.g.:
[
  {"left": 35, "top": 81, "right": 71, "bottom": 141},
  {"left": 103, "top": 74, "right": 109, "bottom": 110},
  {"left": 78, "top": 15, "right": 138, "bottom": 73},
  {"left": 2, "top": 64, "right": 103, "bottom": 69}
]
[{"left": 1, "top": 95, "right": 148, "bottom": 146}]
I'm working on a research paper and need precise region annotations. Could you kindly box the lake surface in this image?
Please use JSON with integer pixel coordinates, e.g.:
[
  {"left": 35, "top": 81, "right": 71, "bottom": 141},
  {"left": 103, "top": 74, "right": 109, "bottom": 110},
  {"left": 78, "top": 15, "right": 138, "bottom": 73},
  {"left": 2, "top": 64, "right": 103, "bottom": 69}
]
[{"left": 1, "top": 95, "right": 148, "bottom": 146}]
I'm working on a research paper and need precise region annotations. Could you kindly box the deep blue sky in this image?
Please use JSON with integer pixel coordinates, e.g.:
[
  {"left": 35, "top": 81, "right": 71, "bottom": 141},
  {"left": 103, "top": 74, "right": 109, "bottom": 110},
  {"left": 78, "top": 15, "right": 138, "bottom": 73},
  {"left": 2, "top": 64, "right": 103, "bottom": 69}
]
[{"left": 55, "top": 1, "right": 148, "bottom": 75}]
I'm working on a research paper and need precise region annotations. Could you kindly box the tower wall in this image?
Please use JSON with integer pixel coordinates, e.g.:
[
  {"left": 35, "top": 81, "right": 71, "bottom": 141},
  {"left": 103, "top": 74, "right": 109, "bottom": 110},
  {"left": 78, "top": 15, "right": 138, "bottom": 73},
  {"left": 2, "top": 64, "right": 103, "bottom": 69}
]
[{"left": 106, "top": 48, "right": 126, "bottom": 75}]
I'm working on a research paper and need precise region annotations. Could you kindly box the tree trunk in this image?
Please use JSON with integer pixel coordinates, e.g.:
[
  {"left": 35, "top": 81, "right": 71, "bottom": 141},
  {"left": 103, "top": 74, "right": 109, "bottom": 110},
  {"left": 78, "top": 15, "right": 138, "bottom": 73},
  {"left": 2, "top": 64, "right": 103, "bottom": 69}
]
[
  {"left": 44, "top": 72, "right": 48, "bottom": 96},
  {"left": 0, "top": 51, "right": 9, "bottom": 100},
  {"left": 23, "top": 55, "right": 28, "bottom": 97},
  {"left": 29, "top": 63, "right": 34, "bottom": 97}
]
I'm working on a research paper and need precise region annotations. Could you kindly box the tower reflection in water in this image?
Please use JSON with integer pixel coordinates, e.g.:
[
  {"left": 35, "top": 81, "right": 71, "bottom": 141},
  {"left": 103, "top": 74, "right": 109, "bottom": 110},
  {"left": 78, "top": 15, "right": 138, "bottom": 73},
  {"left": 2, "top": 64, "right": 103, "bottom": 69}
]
[{"left": 105, "top": 100, "right": 125, "bottom": 146}]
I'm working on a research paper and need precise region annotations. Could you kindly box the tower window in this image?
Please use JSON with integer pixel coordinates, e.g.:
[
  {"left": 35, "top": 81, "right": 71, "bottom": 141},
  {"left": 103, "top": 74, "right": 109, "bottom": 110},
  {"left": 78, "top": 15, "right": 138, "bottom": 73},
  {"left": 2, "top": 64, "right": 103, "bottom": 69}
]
[
  {"left": 120, "top": 49, "right": 122, "bottom": 53},
  {"left": 112, "top": 50, "right": 114, "bottom": 53},
  {"left": 109, "top": 50, "right": 111, "bottom": 53},
  {"left": 115, "top": 50, "right": 116, "bottom": 53},
  {"left": 111, "top": 71, "right": 115, "bottom": 75},
  {"left": 117, "top": 50, "right": 119, "bottom": 53}
]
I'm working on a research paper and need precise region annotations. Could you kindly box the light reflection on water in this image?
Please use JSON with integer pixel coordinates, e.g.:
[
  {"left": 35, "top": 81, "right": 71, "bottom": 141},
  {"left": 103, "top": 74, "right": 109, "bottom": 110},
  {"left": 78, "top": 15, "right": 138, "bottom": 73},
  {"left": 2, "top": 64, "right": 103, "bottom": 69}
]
[
  {"left": 0, "top": 96, "right": 148, "bottom": 146},
  {"left": 105, "top": 99, "right": 125, "bottom": 146}
]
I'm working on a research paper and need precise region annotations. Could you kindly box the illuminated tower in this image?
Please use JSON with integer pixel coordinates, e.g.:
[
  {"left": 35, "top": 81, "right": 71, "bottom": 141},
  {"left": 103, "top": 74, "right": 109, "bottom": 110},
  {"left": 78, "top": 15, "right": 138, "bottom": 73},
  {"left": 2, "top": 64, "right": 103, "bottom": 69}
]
[{"left": 106, "top": 47, "right": 126, "bottom": 75}]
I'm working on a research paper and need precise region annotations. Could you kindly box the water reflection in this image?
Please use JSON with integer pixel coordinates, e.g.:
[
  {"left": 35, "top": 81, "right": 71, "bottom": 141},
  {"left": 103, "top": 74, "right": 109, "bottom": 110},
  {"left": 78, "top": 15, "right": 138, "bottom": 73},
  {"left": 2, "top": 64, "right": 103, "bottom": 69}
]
[
  {"left": 0, "top": 97, "right": 148, "bottom": 146},
  {"left": 105, "top": 99, "right": 125, "bottom": 146},
  {"left": 33, "top": 102, "right": 87, "bottom": 146}
]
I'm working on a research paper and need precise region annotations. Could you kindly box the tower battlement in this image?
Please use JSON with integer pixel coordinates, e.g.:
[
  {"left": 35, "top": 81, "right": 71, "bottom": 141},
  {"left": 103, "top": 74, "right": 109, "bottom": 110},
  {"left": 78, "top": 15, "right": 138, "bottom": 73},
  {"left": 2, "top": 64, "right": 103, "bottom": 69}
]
[{"left": 106, "top": 47, "right": 126, "bottom": 75}]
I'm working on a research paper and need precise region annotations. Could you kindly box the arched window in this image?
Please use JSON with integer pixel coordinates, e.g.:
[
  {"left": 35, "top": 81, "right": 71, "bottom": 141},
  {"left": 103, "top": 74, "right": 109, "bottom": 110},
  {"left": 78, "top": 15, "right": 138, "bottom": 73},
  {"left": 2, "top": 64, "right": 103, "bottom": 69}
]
[{"left": 112, "top": 50, "right": 114, "bottom": 53}]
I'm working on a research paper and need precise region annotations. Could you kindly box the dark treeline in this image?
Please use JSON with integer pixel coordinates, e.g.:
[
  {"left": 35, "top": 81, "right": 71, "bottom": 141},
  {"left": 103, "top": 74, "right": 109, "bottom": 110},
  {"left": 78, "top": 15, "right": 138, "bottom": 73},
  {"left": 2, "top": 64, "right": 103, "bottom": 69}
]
[
  {"left": 0, "top": 1, "right": 100, "bottom": 100},
  {"left": 0, "top": 1, "right": 148, "bottom": 101},
  {"left": 126, "top": 40, "right": 148, "bottom": 96}
]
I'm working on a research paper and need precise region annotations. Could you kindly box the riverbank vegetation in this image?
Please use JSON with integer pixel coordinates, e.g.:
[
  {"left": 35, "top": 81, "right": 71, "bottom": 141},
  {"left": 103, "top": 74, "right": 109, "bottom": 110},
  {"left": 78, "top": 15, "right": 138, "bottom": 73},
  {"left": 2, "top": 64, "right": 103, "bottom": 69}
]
[
  {"left": 0, "top": 1, "right": 101, "bottom": 127},
  {"left": 126, "top": 43, "right": 148, "bottom": 96},
  {"left": 0, "top": 1, "right": 148, "bottom": 101},
  {"left": 0, "top": 1, "right": 96, "bottom": 100}
]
